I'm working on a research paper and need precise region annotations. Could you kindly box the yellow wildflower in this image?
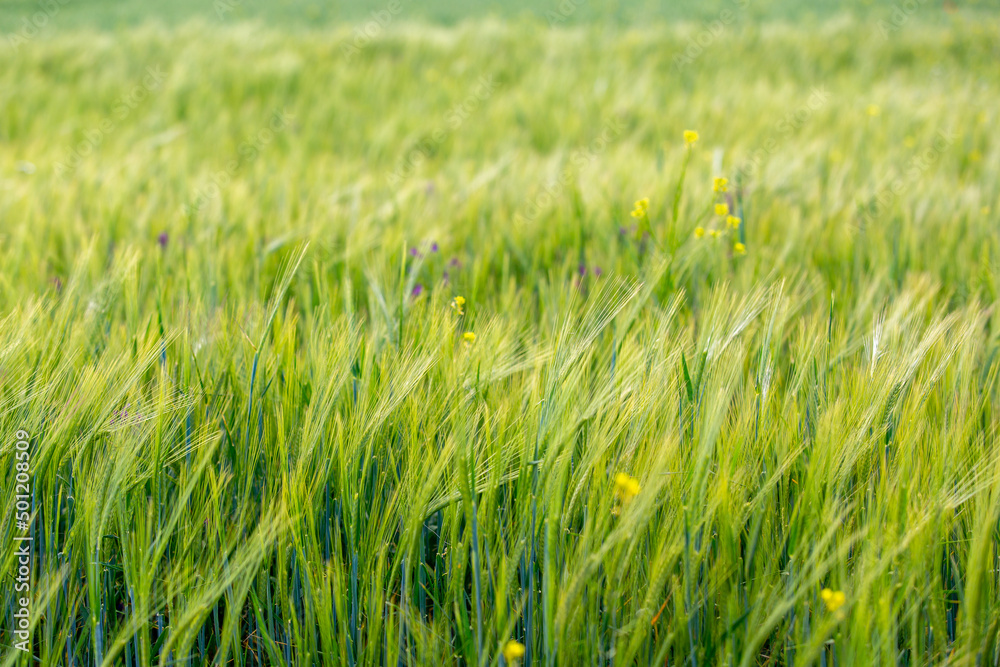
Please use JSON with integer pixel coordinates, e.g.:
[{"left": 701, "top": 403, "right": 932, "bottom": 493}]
[
  {"left": 630, "top": 197, "right": 650, "bottom": 218},
  {"left": 451, "top": 296, "right": 465, "bottom": 315},
  {"left": 820, "top": 588, "right": 846, "bottom": 612},
  {"left": 614, "top": 472, "right": 640, "bottom": 501},
  {"left": 715, "top": 203, "right": 728, "bottom": 216},
  {"left": 726, "top": 215, "right": 741, "bottom": 229},
  {"left": 683, "top": 130, "right": 699, "bottom": 145},
  {"left": 709, "top": 229, "right": 721, "bottom": 239},
  {"left": 866, "top": 104, "right": 881, "bottom": 117},
  {"left": 734, "top": 242, "right": 746, "bottom": 255},
  {"left": 503, "top": 640, "right": 526, "bottom": 662},
  {"left": 462, "top": 331, "right": 476, "bottom": 345},
  {"left": 713, "top": 177, "right": 728, "bottom": 193},
  {"left": 694, "top": 226, "right": 705, "bottom": 239}
]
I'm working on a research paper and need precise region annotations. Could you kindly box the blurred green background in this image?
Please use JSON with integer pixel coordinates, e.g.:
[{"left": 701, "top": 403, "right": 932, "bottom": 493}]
[{"left": 2, "top": 0, "right": 999, "bottom": 31}]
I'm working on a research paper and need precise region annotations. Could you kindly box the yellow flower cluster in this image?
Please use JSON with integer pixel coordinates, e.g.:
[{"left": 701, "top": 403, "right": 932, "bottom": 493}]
[
  {"left": 630, "top": 197, "right": 649, "bottom": 218},
  {"left": 820, "top": 588, "right": 846, "bottom": 612},
  {"left": 683, "top": 130, "right": 699, "bottom": 145},
  {"left": 451, "top": 295, "right": 465, "bottom": 316},
  {"left": 503, "top": 640, "right": 526, "bottom": 662},
  {"left": 614, "top": 472, "right": 640, "bottom": 501},
  {"left": 692, "top": 178, "right": 746, "bottom": 257}
]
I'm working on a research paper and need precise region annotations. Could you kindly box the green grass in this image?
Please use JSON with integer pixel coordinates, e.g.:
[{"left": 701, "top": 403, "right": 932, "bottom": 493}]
[
  {"left": 3, "top": 0, "right": 1000, "bottom": 31},
  {"left": 1, "top": 12, "right": 999, "bottom": 667}
]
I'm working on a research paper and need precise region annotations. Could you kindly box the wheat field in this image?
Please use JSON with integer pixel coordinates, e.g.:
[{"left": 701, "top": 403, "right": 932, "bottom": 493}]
[{"left": 1, "top": 8, "right": 999, "bottom": 666}]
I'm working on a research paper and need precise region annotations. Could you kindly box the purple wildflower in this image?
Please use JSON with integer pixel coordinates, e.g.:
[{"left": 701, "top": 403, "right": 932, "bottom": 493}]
[
  {"left": 409, "top": 247, "right": 422, "bottom": 258},
  {"left": 431, "top": 242, "right": 439, "bottom": 253},
  {"left": 594, "top": 266, "right": 603, "bottom": 278},
  {"left": 157, "top": 231, "right": 169, "bottom": 249},
  {"left": 411, "top": 284, "right": 424, "bottom": 298},
  {"left": 449, "top": 257, "right": 461, "bottom": 268},
  {"left": 578, "top": 263, "right": 587, "bottom": 277}
]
